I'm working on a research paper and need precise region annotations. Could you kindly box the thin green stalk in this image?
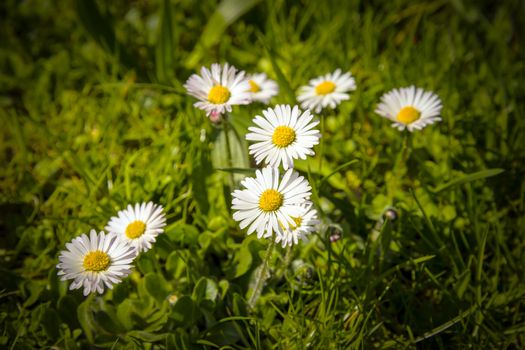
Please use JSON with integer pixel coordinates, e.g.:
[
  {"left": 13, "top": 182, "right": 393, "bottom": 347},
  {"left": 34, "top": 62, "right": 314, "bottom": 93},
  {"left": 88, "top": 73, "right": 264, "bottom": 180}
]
[
  {"left": 278, "top": 245, "right": 293, "bottom": 278},
  {"left": 318, "top": 112, "right": 326, "bottom": 175},
  {"left": 249, "top": 237, "right": 276, "bottom": 309},
  {"left": 222, "top": 115, "right": 235, "bottom": 189},
  {"left": 392, "top": 131, "right": 412, "bottom": 188},
  {"left": 394, "top": 131, "right": 411, "bottom": 169}
]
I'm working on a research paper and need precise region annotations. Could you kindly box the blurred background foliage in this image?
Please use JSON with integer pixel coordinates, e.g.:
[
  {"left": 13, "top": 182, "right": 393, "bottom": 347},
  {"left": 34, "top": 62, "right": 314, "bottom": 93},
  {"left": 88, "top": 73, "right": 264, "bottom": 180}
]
[{"left": 1, "top": 0, "right": 524, "bottom": 348}]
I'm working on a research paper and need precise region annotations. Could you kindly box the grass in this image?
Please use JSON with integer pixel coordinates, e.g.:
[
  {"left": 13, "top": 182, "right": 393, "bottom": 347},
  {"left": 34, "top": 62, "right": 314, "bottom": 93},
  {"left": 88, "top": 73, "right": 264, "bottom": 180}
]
[{"left": 1, "top": 0, "right": 524, "bottom": 348}]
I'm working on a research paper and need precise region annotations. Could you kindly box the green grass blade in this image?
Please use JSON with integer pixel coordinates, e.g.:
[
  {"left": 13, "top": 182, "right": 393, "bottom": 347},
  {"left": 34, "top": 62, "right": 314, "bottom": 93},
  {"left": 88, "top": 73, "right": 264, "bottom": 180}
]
[
  {"left": 430, "top": 168, "right": 505, "bottom": 194},
  {"left": 215, "top": 167, "right": 256, "bottom": 175},
  {"left": 261, "top": 42, "right": 296, "bottom": 103},
  {"left": 185, "top": 0, "right": 261, "bottom": 68},
  {"left": 155, "top": 0, "right": 177, "bottom": 83},
  {"left": 74, "top": 0, "right": 141, "bottom": 78},
  {"left": 414, "top": 304, "right": 478, "bottom": 343},
  {"left": 318, "top": 159, "right": 359, "bottom": 188}
]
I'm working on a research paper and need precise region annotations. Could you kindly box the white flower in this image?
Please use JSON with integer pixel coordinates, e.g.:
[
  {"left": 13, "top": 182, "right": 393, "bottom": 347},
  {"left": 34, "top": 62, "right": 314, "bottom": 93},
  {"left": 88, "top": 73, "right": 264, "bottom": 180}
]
[
  {"left": 184, "top": 63, "right": 252, "bottom": 117},
  {"left": 232, "top": 167, "right": 312, "bottom": 240},
  {"left": 375, "top": 86, "right": 443, "bottom": 132},
  {"left": 57, "top": 230, "right": 136, "bottom": 296},
  {"left": 297, "top": 69, "right": 356, "bottom": 113},
  {"left": 105, "top": 202, "right": 167, "bottom": 253},
  {"left": 247, "top": 73, "right": 279, "bottom": 104},
  {"left": 276, "top": 202, "right": 319, "bottom": 248},
  {"left": 246, "top": 105, "right": 321, "bottom": 170}
]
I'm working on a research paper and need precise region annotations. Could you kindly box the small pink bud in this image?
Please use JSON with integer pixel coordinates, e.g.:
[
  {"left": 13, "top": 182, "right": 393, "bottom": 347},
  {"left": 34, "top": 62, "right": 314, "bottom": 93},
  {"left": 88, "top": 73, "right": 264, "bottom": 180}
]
[{"left": 209, "top": 110, "right": 222, "bottom": 123}]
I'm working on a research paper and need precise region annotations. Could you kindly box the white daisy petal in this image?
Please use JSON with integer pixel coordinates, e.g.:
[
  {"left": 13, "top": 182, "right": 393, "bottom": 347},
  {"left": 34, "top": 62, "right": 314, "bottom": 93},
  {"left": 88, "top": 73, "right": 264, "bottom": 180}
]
[
  {"left": 232, "top": 167, "right": 313, "bottom": 242},
  {"left": 246, "top": 73, "right": 279, "bottom": 104},
  {"left": 56, "top": 230, "right": 137, "bottom": 296},
  {"left": 246, "top": 104, "right": 321, "bottom": 169},
  {"left": 277, "top": 202, "right": 319, "bottom": 247},
  {"left": 105, "top": 202, "right": 167, "bottom": 253},
  {"left": 297, "top": 69, "right": 356, "bottom": 113},
  {"left": 375, "top": 86, "right": 443, "bottom": 132},
  {"left": 184, "top": 62, "right": 252, "bottom": 117}
]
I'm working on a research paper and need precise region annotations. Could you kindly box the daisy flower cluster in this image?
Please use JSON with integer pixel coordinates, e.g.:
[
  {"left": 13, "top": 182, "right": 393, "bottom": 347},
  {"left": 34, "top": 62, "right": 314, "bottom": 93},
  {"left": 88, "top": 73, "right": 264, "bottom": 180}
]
[
  {"left": 55, "top": 63, "right": 445, "bottom": 296},
  {"left": 235, "top": 104, "right": 321, "bottom": 246},
  {"left": 184, "top": 63, "right": 279, "bottom": 119},
  {"left": 56, "top": 202, "right": 166, "bottom": 296},
  {"left": 185, "top": 62, "right": 442, "bottom": 132},
  {"left": 184, "top": 63, "right": 444, "bottom": 247},
  {"left": 184, "top": 64, "right": 323, "bottom": 247}
]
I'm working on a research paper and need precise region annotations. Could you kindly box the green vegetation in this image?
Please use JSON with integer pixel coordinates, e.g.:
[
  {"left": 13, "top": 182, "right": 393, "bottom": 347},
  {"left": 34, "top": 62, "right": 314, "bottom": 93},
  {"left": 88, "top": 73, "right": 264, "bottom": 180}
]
[{"left": 1, "top": 0, "right": 524, "bottom": 348}]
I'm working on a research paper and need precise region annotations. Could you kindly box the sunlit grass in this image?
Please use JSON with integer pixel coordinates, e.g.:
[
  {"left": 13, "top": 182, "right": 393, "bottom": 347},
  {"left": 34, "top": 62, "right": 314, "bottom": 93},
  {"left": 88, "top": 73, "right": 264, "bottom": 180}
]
[{"left": 1, "top": 0, "right": 524, "bottom": 348}]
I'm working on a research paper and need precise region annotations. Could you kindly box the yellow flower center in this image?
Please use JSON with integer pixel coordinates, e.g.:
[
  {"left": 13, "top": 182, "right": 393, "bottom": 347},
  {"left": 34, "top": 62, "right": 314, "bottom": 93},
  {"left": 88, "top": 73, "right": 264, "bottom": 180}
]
[
  {"left": 208, "top": 85, "right": 231, "bottom": 104},
  {"left": 249, "top": 80, "right": 260, "bottom": 93},
  {"left": 396, "top": 106, "right": 421, "bottom": 124},
  {"left": 272, "top": 126, "right": 296, "bottom": 148},
  {"left": 279, "top": 216, "right": 303, "bottom": 231},
  {"left": 259, "top": 189, "right": 284, "bottom": 212},
  {"left": 315, "top": 81, "right": 336, "bottom": 95},
  {"left": 83, "top": 251, "right": 110, "bottom": 272},
  {"left": 291, "top": 216, "right": 302, "bottom": 229},
  {"left": 125, "top": 220, "right": 146, "bottom": 239}
]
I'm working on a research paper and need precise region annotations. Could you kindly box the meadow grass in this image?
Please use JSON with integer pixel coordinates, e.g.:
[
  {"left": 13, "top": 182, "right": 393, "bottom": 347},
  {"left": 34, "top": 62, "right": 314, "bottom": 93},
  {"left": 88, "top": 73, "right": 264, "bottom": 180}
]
[{"left": 1, "top": 0, "right": 524, "bottom": 348}]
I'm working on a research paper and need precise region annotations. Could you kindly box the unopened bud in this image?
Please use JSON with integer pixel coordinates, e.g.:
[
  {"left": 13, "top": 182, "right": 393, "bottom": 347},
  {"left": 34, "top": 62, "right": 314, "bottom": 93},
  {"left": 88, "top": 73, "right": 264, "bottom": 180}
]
[
  {"left": 384, "top": 208, "right": 398, "bottom": 221},
  {"left": 209, "top": 110, "right": 222, "bottom": 123}
]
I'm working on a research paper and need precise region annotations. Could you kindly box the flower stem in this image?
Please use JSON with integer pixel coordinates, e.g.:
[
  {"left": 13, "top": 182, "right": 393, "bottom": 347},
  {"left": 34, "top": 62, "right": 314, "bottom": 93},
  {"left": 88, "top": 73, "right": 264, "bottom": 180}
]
[
  {"left": 394, "top": 132, "right": 411, "bottom": 170},
  {"left": 222, "top": 115, "right": 235, "bottom": 189},
  {"left": 278, "top": 245, "right": 293, "bottom": 278},
  {"left": 248, "top": 236, "right": 275, "bottom": 309},
  {"left": 318, "top": 113, "right": 326, "bottom": 175}
]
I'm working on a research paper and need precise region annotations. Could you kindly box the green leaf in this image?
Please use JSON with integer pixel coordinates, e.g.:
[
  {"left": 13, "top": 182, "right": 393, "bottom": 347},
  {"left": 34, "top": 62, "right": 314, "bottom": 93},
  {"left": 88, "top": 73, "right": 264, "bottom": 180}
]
[
  {"left": 185, "top": 0, "right": 261, "bottom": 68},
  {"left": 57, "top": 295, "right": 80, "bottom": 329},
  {"left": 116, "top": 299, "right": 137, "bottom": 330},
  {"left": 211, "top": 125, "right": 250, "bottom": 183},
  {"left": 77, "top": 297, "right": 95, "bottom": 344},
  {"left": 169, "top": 296, "right": 200, "bottom": 326},
  {"left": 167, "top": 329, "right": 192, "bottom": 349},
  {"left": 94, "top": 308, "right": 125, "bottom": 334},
  {"left": 430, "top": 168, "right": 504, "bottom": 193},
  {"left": 41, "top": 307, "right": 60, "bottom": 339},
  {"left": 191, "top": 149, "right": 211, "bottom": 215},
  {"left": 227, "top": 238, "right": 262, "bottom": 279},
  {"left": 204, "top": 321, "right": 241, "bottom": 346},
  {"left": 166, "top": 251, "right": 188, "bottom": 278},
  {"left": 22, "top": 280, "right": 44, "bottom": 308},
  {"left": 155, "top": 0, "right": 177, "bottom": 83},
  {"left": 135, "top": 254, "right": 156, "bottom": 274},
  {"left": 192, "top": 277, "right": 219, "bottom": 305},
  {"left": 127, "top": 330, "right": 168, "bottom": 342},
  {"left": 144, "top": 273, "right": 170, "bottom": 305},
  {"left": 233, "top": 245, "right": 253, "bottom": 278},
  {"left": 165, "top": 222, "right": 200, "bottom": 246},
  {"left": 218, "top": 280, "right": 230, "bottom": 299},
  {"left": 232, "top": 293, "right": 247, "bottom": 316}
]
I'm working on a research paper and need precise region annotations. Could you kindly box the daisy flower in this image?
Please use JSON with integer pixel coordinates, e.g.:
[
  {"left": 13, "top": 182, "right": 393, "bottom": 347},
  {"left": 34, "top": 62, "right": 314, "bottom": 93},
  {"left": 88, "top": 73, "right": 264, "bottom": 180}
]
[
  {"left": 232, "top": 167, "right": 312, "bottom": 239},
  {"left": 276, "top": 202, "right": 319, "bottom": 248},
  {"left": 184, "top": 63, "right": 252, "bottom": 117},
  {"left": 105, "top": 202, "right": 167, "bottom": 253},
  {"left": 247, "top": 73, "right": 279, "bottom": 104},
  {"left": 375, "top": 86, "right": 443, "bottom": 132},
  {"left": 57, "top": 230, "right": 136, "bottom": 296},
  {"left": 246, "top": 104, "right": 321, "bottom": 170},
  {"left": 297, "top": 69, "right": 356, "bottom": 113}
]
